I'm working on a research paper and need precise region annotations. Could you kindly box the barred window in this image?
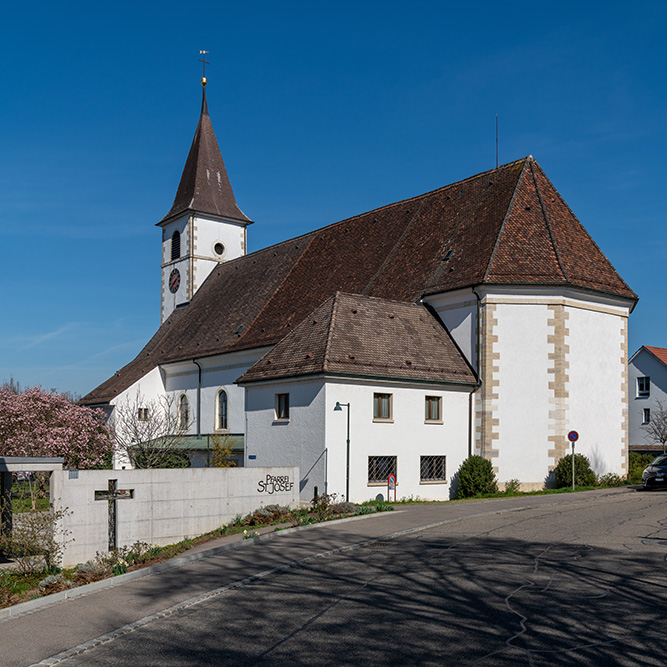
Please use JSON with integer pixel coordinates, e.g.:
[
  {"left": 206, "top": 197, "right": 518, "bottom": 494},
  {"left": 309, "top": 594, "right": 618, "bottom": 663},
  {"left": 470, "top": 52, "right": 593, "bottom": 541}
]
[
  {"left": 373, "top": 393, "right": 392, "bottom": 420},
  {"left": 368, "top": 455, "right": 397, "bottom": 483},
  {"left": 420, "top": 455, "right": 446, "bottom": 482},
  {"left": 425, "top": 396, "right": 442, "bottom": 422},
  {"left": 275, "top": 393, "right": 290, "bottom": 421}
]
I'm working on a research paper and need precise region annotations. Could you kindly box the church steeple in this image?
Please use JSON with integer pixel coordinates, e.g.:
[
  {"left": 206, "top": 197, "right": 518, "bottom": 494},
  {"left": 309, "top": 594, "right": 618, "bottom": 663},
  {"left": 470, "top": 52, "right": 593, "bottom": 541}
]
[
  {"left": 158, "top": 71, "right": 252, "bottom": 324},
  {"left": 158, "top": 84, "right": 251, "bottom": 226}
]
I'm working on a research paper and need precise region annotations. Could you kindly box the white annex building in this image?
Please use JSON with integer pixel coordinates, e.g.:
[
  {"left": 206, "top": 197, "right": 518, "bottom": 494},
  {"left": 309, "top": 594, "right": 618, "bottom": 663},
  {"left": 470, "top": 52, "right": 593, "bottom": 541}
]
[{"left": 82, "top": 79, "right": 638, "bottom": 502}]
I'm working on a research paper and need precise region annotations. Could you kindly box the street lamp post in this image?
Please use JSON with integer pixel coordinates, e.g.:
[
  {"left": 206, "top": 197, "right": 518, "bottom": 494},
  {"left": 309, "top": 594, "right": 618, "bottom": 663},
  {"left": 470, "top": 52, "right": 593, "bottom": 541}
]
[{"left": 333, "top": 401, "right": 351, "bottom": 502}]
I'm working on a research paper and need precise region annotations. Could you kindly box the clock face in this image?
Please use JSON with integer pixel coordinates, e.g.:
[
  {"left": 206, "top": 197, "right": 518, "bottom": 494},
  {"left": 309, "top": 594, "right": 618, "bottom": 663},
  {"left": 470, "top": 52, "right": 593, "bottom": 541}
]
[{"left": 169, "top": 268, "right": 181, "bottom": 294}]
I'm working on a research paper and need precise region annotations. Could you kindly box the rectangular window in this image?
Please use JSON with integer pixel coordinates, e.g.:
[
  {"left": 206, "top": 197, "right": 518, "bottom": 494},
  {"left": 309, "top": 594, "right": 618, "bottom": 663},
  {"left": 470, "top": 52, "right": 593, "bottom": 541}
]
[
  {"left": 637, "top": 376, "right": 650, "bottom": 398},
  {"left": 643, "top": 408, "right": 651, "bottom": 424},
  {"left": 137, "top": 407, "right": 149, "bottom": 421},
  {"left": 373, "top": 393, "right": 392, "bottom": 421},
  {"left": 420, "top": 455, "right": 446, "bottom": 482},
  {"left": 425, "top": 396, "right": 442, "bottom": 422},
  {"left": 368, "top": 455, "right": 397, "bottom": 484},
  {"left": 275, "top": 393, "right": 290, "bottom": 421}
]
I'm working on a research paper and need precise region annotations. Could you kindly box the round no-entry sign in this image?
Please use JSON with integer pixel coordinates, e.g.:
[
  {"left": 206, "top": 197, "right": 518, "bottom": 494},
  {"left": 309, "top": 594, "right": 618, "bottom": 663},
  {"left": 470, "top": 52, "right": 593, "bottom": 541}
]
[{"left": 568, "top": 430, "right": 579, "bottom": 442}]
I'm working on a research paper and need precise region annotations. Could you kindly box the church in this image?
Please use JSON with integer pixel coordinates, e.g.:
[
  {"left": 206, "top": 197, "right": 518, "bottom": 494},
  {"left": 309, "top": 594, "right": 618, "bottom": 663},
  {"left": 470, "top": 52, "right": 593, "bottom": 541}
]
[{"left": 81, "top": 78, "right": 637, "bottom": 502}]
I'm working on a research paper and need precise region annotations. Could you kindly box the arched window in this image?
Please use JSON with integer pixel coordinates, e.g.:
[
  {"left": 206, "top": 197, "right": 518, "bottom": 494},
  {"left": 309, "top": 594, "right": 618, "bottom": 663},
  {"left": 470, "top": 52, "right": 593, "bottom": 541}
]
[
  {"left": 217, "top": 390, "right": 228, "bottom": 430},
  {"left": 179, "top": 394, "right": 189, "bottom": 429},
  {"left": 171, "top": 230, "right": 181, "bottom": 261}
]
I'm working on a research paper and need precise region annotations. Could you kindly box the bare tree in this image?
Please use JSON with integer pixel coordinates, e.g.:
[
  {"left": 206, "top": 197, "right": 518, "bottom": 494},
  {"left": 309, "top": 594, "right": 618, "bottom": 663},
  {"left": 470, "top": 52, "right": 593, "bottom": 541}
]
[
  {"left": 642, "top": 400, "right": 667, "bottom": 454},
  {"left": 110, "top": 392, "right": 192, "bottom": 468}
]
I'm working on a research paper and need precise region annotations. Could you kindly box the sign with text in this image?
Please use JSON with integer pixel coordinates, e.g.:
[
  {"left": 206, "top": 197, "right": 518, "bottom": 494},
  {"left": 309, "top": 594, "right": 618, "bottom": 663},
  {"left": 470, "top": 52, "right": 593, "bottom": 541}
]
[{"left": 257, "top": 474, "right": 294, "bottom": 494}]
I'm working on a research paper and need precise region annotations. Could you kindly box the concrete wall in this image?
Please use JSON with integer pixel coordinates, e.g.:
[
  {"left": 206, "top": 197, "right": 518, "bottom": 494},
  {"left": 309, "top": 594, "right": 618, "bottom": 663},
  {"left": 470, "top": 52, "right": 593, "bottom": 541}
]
[
  {"left": 244, "top": 377, "right": 472, "bottom": 503},
  {"left": 629, "top": 348, "right": 667, "bottom": 449},
  {"left": 57, "top": 466, "right": 298, "bottom": 567}
]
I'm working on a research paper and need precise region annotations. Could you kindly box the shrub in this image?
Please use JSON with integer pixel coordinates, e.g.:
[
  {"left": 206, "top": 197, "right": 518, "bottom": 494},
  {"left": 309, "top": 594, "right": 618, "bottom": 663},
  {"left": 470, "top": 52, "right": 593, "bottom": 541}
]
[
  {"left": 456, "top": 456, "right": 498, "bottom": 498},
  {"left": 554, "top": 454, "right": 596, "bottom": 488},
  {"left": 504, "top": 478, "right": 522, "bottom": 494},
  {"left": 628, "top": 452, "right": 655, "bottom": 483},
  {"left": 596, "top": 472, "right": 624, "bottom": 488}
]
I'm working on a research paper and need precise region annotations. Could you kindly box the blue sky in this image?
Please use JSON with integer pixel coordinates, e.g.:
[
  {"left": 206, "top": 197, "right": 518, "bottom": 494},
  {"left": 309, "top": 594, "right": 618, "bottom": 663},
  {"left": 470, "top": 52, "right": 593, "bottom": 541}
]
[{"left": 1, "top": 1, "right": 665, "bottom": 396}]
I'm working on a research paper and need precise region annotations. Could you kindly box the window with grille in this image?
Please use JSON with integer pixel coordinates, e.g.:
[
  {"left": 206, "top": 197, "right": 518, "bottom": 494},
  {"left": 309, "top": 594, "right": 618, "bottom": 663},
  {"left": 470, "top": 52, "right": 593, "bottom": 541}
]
[
  {"left": 368, "top": 456, "right": 397, "bottom": 483},
  {"left": 425, "top": 396, "right": 442, "bottom": 422},
  {"left": 373, "top": 393, "right": 392, "bottom": 421},
  {"left": 217, "top": 390, "right": 228, "bottom": 430},
  {"left": 137, "top": 407, "right": 149, "bottom": 421},
  {"left": 171, "top": 230, "right": 181, "bottom": 261},
  {"left": 420, "top": 455, "right": 446, "bottom": 482},
  {"left": 275, "top": 393, "right": 290, "bottom": 421},
  {"left": 179, "top": 394, "right": 189, "bottom": 429},
  {"left": 637, "top": 376, "right": 650, "bottom": 398}
]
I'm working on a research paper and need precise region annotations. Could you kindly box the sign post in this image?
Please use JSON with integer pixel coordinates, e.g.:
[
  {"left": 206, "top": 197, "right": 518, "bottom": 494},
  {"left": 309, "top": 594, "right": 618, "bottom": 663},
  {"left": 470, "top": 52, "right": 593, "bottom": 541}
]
[
  {"left": 387, "top": 473, "right": 396, "bottom": 502},
  {"left": 568, "top": 431, "right": 579, "bottom": 491}
]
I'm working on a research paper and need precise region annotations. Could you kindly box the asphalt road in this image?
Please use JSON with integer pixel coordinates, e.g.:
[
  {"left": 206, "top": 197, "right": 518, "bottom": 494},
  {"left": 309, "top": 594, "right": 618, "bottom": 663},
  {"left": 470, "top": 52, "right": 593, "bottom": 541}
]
[{"left": 22, "top": 488, "right": 667, "bottom": 666}]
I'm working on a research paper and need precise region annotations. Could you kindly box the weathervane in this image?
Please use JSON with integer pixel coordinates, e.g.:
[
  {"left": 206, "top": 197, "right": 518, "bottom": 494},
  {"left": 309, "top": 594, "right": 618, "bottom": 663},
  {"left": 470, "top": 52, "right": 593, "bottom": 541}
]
[{"left": 199, "top": 50, "right": 210, "bottom": 87}]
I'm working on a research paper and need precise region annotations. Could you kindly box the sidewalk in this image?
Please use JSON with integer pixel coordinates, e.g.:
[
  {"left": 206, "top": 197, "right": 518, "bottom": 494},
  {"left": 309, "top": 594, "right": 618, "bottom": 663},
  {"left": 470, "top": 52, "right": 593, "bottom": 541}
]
[{"left": 0, "top": 487, "right": 634, "bottom": 667}]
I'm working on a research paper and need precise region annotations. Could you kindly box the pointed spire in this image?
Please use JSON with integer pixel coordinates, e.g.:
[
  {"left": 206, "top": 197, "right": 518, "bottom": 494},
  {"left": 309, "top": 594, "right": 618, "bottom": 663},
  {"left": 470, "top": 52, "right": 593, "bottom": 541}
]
[{"left": 159, "top": 82, "right": 251, "bottom": 226}]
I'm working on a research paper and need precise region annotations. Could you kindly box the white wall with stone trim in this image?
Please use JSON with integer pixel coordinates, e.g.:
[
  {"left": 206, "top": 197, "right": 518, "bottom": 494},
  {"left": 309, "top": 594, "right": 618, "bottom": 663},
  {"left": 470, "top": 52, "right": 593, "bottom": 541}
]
[
  {"left": 244, "top": 376, "right": 473, "bottom": 503},
  {"left": 56, "top": 467, "right": 298, "bottom": 567}
]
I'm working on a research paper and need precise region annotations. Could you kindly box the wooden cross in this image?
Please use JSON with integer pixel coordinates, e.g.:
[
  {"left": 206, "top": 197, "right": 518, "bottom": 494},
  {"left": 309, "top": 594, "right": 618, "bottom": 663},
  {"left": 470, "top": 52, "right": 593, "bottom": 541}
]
[
  {"left": 95, "top": 479, "right": 134, "bottom": 552},
  {"left": 199, "top": 50, "right": 210, "bottom": 78}
]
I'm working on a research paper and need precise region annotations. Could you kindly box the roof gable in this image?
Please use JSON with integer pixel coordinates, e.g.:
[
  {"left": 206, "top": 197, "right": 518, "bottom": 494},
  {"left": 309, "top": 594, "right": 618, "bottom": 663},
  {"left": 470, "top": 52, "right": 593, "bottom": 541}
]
[{"left": 238, "top": 292, "right": 477, "bottom": 385}]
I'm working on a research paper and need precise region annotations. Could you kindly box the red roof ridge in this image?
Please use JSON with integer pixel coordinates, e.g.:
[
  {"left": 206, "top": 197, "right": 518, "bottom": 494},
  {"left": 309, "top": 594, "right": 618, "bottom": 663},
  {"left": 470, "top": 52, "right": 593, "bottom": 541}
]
[{"left": 483, "top": 157, "right": 531, "bottom": 281}]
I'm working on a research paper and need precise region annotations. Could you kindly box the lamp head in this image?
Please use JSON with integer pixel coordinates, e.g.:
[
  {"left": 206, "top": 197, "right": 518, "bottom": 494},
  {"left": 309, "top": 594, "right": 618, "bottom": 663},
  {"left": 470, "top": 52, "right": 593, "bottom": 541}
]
[{"left": 333, "top": 402, "right": 342, "bottom": 412}]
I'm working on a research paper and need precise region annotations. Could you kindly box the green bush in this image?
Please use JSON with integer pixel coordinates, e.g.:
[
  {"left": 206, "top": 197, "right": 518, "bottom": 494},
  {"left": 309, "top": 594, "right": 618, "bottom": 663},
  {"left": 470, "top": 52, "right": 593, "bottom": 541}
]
[
  {"left": 628, "top": 452, "right": 655, "bottom": 483},
  {"left": 596, "top": 472, "right": 624, "bottom": 488},
  {"left": 456, "top": 456, "right": 498, "bottom": 498},
  {"left": 554, "top": 454, "right": 596, "bottom": 488}
]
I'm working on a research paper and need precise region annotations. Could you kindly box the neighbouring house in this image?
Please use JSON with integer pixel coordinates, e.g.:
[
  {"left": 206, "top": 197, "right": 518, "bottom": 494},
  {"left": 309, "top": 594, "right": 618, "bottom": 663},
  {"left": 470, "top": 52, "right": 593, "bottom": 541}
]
[
  {"left": 81, "top": 77, "right": 637, "bottom": 501},
  {"left": 628, "top": 346, "right": 667, "bottom": 454}
]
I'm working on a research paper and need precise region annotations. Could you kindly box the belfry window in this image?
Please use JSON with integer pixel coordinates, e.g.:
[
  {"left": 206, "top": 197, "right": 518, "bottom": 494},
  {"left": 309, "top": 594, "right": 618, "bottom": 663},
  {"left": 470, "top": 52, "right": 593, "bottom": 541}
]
[
  {"left": 217, "top": 390, "right": 228, "bottom": 430},
  {"left": 171, "top": 231, "right": 181, "bottom": 261}
]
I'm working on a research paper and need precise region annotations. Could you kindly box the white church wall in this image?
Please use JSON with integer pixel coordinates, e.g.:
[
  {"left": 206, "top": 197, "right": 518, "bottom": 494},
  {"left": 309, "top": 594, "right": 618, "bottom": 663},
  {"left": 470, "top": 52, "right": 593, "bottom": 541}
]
[
  {"left": 567, "top": 305, "right": 626, "bottom": 475},
  {"left": 492, "top": 303, "right": 551, "bottom": 485},
  {"left": 628, "top": 348, "right": 667, "bottom": 450},
  {"left": 325, "top": 380, "right": 471, "bottom": 503},
  {"left": 163, "top": 348, "right": 270, "bottom": 436},
  {"left": 192, "top": 215, "right": 247, "bottom": 294},
  {"left": 425, "top": 289, "right": 478, "bottom": 372},
  {"left": 58, "top": 466, "right": 299, "bottom": 567},
  {"left": 245, "top": 379, "right": 327, "bottom": 500},
  {"left": 109, "top": 366, "right": 167, "bottom": 469},
  {"left": 161, "top": 214, "right": 191, "bottom": 322}
]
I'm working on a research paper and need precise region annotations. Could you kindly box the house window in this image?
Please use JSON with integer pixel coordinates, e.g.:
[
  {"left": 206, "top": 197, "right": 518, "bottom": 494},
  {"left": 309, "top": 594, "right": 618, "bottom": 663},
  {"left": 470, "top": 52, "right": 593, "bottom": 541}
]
[
  {"left": 179, "top": 394, "right": 189, "bottom": 429},
  {"left": 137, "top": 407, "right": 149, "bottom": 421},
  {"left": 637, "top": 376, "right": 650, "bottom": 398},
  {"left": 420, "top": 455, "right": 446, "bottom": 482},
  {"left": 373, "top": 393, "right": 392, "bottom": 421},
  {"left": 171, "top": 230, "right": 181, "bottom": 261},
  {"left": 643, "top": 408, "right": 651, "bottom": 425},
  {"left": 275, "top": 393, "right": 290, "bottom": 421},
  {"left": 217, "top": 390, "right": 228, "bottom": 430},
  {"left": 368, "top": 456, "right": 397, "bottom": 484},
  {"left": 425, "top": 396, "right": 442, "bottom": 422}
]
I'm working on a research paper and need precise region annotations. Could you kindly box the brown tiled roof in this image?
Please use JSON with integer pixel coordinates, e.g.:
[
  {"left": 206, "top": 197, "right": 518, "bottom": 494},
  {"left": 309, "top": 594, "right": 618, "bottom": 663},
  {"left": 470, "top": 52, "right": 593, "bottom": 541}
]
[
  {"left": 237, "top": 292, "right": 477, "bottom": 385},
  {"left": 82, "top": 156, "right": 636, "bottom": 405},
  {"left": 158, "top": 88, "right": 251, "bottom": 225},
  {"left": 644, "top": 346, "right": 667, "bottom": 367}
]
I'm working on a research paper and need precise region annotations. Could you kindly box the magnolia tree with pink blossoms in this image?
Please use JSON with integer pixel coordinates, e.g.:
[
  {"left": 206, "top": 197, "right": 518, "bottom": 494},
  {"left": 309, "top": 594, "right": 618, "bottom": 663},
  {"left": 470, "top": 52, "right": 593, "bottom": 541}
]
[{"left": 0, "top": 387, "right": 114, "bottom": 468}]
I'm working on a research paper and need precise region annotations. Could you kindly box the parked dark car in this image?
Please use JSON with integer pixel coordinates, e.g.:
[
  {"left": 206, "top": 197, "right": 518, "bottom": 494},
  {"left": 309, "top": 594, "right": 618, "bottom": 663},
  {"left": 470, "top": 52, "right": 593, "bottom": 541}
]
[{"left": 642, "top": 455, "right": 667, "bottom": 489}]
